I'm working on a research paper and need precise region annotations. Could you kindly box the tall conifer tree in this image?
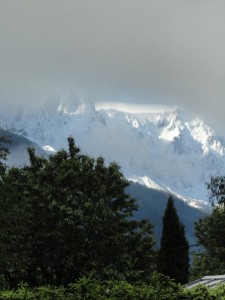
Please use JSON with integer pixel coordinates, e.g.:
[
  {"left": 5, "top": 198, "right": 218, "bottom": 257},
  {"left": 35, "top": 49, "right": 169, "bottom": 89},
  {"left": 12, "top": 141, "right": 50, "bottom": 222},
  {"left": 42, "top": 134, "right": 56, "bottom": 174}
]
[{"left": 158, "top": 196, "right": 189, "bottom": 284}]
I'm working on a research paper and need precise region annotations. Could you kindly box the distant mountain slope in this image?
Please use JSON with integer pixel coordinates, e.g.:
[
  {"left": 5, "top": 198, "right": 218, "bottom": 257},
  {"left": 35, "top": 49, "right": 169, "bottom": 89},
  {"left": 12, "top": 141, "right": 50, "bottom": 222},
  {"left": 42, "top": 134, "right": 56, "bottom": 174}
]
[
  {"left": 127, "top": 182, "right": 207, "bottom": 246},
  {"left": 0, "top": 128, "right": 46, "bottom": 166},
  {"left": 0, "top": 95, "right": 224, "bottom": 210}
]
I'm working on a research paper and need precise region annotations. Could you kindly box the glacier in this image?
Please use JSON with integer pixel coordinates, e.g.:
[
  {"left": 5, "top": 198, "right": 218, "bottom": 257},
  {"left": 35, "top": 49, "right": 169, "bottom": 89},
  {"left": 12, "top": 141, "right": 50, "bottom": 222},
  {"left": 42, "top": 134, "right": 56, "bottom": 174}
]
[{"left": 1, "top": 94, "right": 224, "bottom": 211}]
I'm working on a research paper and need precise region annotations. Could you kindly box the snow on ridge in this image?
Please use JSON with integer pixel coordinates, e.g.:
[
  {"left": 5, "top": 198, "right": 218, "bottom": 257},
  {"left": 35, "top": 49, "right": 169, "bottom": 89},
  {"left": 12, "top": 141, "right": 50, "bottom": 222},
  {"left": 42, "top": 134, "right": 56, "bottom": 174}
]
[
  {"left": 128, "top": 175, "right": 164, "bottom": 191},
  {"left": 43, "top": 145, "right": 57, "bottom": 153},
  {"left": 162, "top": 185, "right": 210, "bottom": 212},
  {"left": 127, "top": 175, "right": 210, "bottom": 211}
]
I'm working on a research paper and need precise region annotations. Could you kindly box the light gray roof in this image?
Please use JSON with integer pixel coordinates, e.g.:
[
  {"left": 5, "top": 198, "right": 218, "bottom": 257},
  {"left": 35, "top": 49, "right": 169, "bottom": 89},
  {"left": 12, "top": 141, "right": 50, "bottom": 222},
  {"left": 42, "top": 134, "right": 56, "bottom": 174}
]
[{"left": 186, "top": 275, "right": 225, "bottom": 289}]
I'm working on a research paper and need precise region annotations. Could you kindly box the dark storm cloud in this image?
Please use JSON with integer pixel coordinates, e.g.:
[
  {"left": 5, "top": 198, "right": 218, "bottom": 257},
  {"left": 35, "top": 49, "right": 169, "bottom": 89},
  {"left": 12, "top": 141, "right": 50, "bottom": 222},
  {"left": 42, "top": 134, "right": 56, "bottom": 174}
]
[{"left": 0, "top": 0, "right": 225, "bottom": 126}]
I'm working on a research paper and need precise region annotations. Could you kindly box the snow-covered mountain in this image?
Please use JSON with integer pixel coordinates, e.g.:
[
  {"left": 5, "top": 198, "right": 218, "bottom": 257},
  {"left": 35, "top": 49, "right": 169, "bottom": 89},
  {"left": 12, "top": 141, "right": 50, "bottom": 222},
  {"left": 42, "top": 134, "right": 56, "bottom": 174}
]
[{"left": 1, "top": 94, "right": 224, "bottom": 211}]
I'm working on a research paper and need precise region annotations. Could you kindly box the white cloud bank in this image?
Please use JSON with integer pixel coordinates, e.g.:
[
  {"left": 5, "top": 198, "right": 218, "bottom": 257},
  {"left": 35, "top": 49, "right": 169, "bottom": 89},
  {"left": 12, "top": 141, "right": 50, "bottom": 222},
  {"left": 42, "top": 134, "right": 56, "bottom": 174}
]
[{"left": 0, "top": 0, "right": 224, "bottom": 129}]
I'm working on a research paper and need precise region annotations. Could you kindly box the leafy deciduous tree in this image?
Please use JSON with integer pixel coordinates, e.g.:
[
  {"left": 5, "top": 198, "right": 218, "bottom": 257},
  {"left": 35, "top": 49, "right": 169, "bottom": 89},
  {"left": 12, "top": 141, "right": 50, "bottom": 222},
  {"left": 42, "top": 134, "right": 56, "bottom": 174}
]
[
  {"left": 193, "top": 207, "right": 225, "bottom": 278},
  {"left": 192, "top": 176, "right": 225, "bottom": 278},
  {"left": 0, "top": 137, "right": 155, "bottom": 286}
]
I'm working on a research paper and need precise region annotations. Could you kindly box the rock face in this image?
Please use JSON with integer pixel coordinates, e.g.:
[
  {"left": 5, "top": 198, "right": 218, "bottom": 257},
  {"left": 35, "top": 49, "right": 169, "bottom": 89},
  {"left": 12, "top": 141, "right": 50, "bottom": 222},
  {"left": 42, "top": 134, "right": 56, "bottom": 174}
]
[{"left": 1, "top": 95, "right": 224, "bottom": 210}]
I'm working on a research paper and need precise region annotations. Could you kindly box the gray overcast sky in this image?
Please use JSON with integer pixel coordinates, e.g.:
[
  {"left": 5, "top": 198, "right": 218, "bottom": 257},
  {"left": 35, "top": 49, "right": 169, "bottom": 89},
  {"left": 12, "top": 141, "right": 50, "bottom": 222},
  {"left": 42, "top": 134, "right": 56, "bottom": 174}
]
[{"left": 0, "top": 0, "right": 225, "bottom": 128}]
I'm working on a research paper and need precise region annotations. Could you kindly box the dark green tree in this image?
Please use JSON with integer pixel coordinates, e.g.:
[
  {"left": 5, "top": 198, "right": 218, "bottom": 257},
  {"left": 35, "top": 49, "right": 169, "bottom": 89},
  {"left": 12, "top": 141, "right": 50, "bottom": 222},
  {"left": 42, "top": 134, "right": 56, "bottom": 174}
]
[
  {"left": 158, "top": 196, "right": 189, "bottom": 284},
  {"left": 192, "top": 176, "right": 225, "bottom": 278},
  {"left": 0, "top": 137, "right": 155, "bottom": 286},
  {"left": 193, "top": 207, "right": 225, "bottom": 278}
]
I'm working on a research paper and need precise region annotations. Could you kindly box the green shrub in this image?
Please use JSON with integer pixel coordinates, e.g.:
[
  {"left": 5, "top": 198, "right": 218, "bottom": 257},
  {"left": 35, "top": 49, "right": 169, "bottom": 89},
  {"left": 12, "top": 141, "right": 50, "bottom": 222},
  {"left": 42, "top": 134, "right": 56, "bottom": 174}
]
[
  {"left": 0, "top": 274, "right": 225, "bottom": 300},
  {"left": 67, "top": 276, "right": 107, "bottom": 300},
  {"left": 0, "top": 282, "right": 35, "bottom": 300}
]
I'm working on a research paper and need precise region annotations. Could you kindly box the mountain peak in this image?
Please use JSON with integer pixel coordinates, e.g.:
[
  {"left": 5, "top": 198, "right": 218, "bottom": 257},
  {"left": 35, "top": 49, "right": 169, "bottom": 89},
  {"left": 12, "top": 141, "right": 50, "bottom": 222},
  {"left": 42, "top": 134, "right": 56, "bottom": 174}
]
[{"left": 57, "top": 93, "right": 95, "bottom": 115}]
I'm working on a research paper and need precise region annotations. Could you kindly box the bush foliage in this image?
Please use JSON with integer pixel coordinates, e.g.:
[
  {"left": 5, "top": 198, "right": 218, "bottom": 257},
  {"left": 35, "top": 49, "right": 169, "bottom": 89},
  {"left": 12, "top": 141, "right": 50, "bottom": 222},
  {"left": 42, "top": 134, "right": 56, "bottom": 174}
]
[{"left": 0, "top": 274, "right": 224, "bottom": 300}]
